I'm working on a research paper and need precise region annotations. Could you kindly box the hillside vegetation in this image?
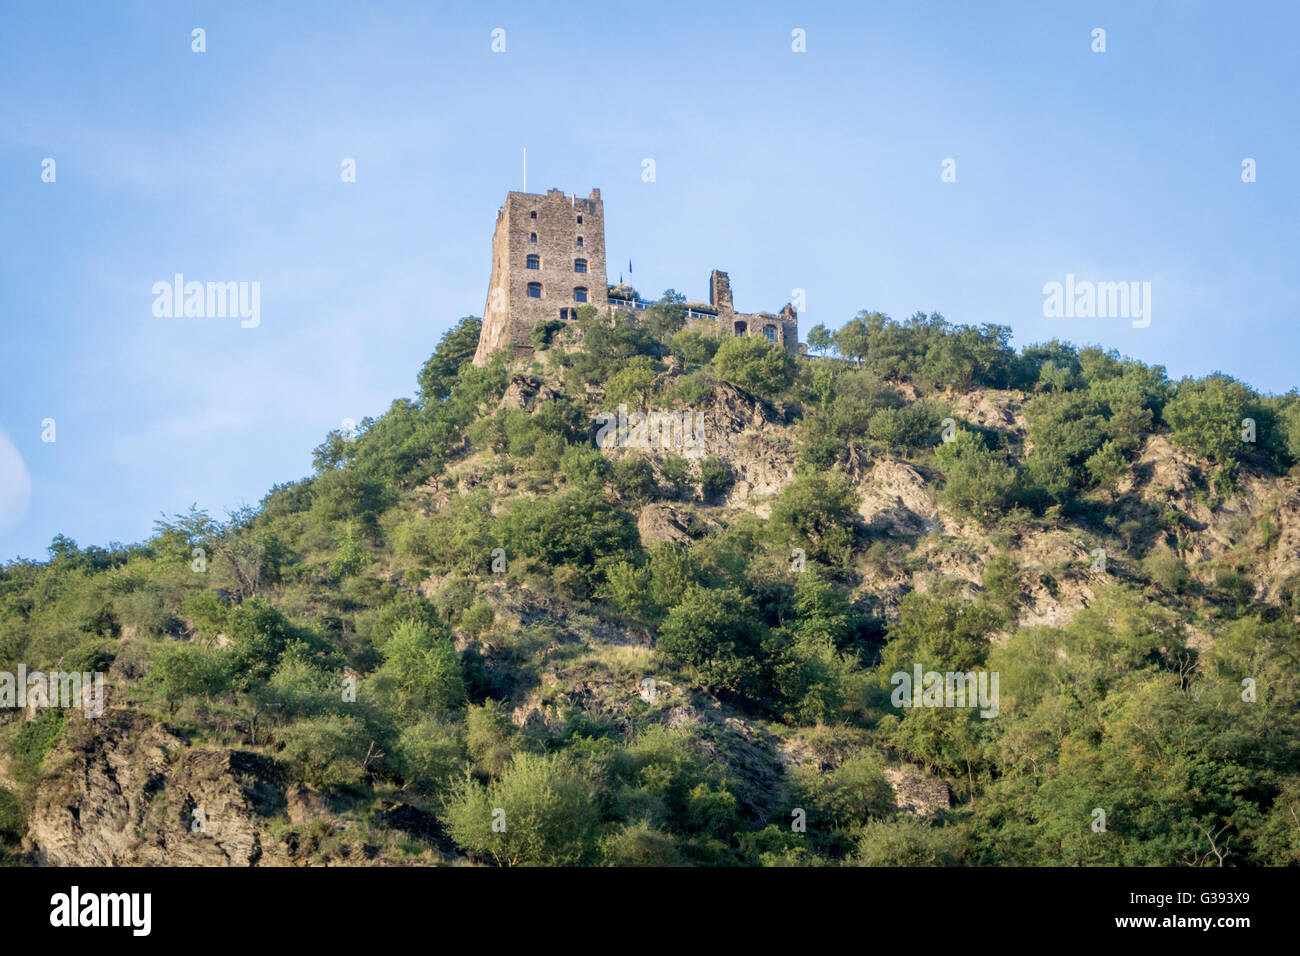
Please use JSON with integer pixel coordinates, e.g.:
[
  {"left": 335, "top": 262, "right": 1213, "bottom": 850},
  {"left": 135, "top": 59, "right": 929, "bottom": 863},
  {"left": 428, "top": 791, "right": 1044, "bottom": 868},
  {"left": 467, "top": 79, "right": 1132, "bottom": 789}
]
[{"left": 3, "top": 302, "right": 1300, "bottom": 867}]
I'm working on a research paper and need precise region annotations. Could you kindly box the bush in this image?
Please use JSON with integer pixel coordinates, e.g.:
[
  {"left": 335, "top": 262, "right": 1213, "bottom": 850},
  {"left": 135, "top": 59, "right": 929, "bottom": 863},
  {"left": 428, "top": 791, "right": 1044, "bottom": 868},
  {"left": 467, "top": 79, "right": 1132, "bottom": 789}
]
[
  {"left": 443, "top": 752, "right": 600, "bottom": 866},
  {"left": 530, "top": 319, "right": 565, "bottom": 349},
  {"left": 659, "top": 456, "right": 693, "bottom": 500},
  {"left": 934, "top": 431, "right": 1017, "bottom": 521},
  {"left": 275, "top": 714, "right": 372, "bottom": 789},
  {"left": 711, "top": 336, "right": 797, "bottom": 396},
  {"left": 395, "top": 718, "right": 464, "bottom": 791},
  {"left": 657, "top": 586, "right": 765, "bottom": 693},
  {"left": 853, "top": 818, "right": 963, "bottom": 866},
  {"left": 610, "top": 457, "right": 657, "bottom": 503},
  {"left": 769, "top": 471, "right": 859, "bottom": 566},
  {"left": 371, "top": 619, "right": 466, "bottom": 713},
  {"left": 145, "top": 643, "right": 231, "bottom": 712},
  {"left": 699, "top": 456, "right": 734, "bottom": 500},
  {"left": 670, "top": 329, "right": 720, "bottom": 366},
  {"left": 1163, "top": 374, "right": 1256, "bottom": 472}
]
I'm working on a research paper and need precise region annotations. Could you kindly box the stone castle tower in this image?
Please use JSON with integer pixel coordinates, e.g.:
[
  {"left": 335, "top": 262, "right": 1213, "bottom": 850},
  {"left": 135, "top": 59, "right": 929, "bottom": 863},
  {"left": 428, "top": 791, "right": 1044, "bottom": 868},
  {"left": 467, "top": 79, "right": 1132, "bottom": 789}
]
[
  {"left": 472, "top": 186, "right": 798, "bottom": 366},
  {"left": 473, "top": 188, "right": 607, "bottom": 365}
]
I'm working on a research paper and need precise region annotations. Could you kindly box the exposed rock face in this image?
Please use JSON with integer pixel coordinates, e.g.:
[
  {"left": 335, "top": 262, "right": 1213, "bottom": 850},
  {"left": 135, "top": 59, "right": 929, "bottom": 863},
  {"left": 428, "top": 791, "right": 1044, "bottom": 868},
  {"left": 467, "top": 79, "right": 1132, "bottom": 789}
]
[
  {"left": 857, "top": 460, "right": 940, "bottom": 535},
  {"left": 884, "top": 767, "right": 951, "bottom": 816},
  {"left": 25, "top": 711, "right": 290, "bottom": 867},
  {"left": 637, "top": 503, "right": 695, "bottom": 545},
  {"left": 598, "top": 382, "right": 797, "bottom": 512}
]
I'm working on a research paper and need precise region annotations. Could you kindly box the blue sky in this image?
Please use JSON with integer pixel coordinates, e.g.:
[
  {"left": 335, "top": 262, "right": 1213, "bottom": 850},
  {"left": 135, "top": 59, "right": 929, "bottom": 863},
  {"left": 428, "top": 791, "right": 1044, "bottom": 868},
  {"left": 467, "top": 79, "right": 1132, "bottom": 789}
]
[{"left": 1, "top": 0, "right": 1297, "bottom": 562}]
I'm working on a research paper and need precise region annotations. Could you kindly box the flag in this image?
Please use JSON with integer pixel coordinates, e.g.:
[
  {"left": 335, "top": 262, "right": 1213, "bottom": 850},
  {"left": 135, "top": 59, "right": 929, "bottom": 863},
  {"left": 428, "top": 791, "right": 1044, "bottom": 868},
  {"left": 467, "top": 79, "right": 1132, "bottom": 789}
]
[{"left": 629, "top": 259, "right": 633, "bottom": 274}]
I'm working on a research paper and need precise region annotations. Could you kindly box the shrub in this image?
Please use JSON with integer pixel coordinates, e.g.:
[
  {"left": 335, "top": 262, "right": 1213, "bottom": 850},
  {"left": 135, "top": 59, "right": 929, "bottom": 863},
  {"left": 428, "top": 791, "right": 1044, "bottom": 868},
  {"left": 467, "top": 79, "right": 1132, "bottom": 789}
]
[
  {"left": 395, "top": 718, "right": 464, "bottom": 791},
  {"left": 934, "top": 431, "right": 1017, "bottom": 521},
  {"left": 659, "top": 456, "right": 693, "bottom": 499},
  {"left": 371, "top": 619, "right": 466, "bottom": 713},
  {"left": 443, "top": 752, "right": 600, "bottom": 866},
  {"left": 530, "top": 319, "right": 565, "bottom": 349},
  {"left": 145, "top": 643, "right": 231, "bottom": 712},
  {"left": 275, "top": 714, "right": 372, "bottom": 789},
  {"left": 769, "top": 471, "right": 860, "bottom": 566},
  {"left": 670, "top": 329, "right": 720, "bottom": 366},
  {"left": 711, "top": 336, "right": 797, "bottom": 396},
  {"left": 657, "top": 586, "right": 765, "bottom": 693},
  {"left": 699, "top": 456, "right": 734, "bottom": 500},
  {"left": 853, "top": 818, "right": 963, "bottom": 866}
]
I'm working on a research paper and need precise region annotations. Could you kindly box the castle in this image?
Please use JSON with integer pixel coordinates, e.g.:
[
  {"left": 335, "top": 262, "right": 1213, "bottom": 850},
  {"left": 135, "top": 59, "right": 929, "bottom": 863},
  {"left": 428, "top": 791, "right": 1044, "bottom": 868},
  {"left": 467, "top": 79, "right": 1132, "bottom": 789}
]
[{"left": 471, "top": 187, "right": 799, "bottom": 366}]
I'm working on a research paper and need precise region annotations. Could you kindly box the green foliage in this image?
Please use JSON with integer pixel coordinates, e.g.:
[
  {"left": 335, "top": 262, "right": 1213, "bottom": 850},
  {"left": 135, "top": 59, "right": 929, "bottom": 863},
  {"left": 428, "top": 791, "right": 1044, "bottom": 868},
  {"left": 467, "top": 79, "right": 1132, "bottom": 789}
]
[
  {"left": 418, "top": 316, "right": 482, "bottom": 403},
  {"left": 395, "top": 717, "right": 464, "bottom": 791},
  {"left": 610, "top": 456, "right": 657, "bottom": 503},
  {"left": 711, "top": 335, "right": 797, "bottom": 396},
  {"left": 225, "top": 598, "right": 299, "bottom": 690},
  {"left": 1163, "top": 373, "right": 1256, "bottom": 474},
  {"left": 275, "top": 714, "right": 372, "bottom": 789},
  {"left": 604, "top": 356, "right": 659, "bottom": 408},
  {"left": 853, "top": 818, "right": 964, "bottom": 866},
  {"left": 443, "top": 752, "right": 600, "bottom": 866},
  {"left": 669, "top": 329, "right": 720, "bottom": 366},
  {"left": 530, "top": 319, "right": 565, "bottom": 350},
  {"left": 934, "top": 431, "right": 1017, "bottom": 520},
  {"left": 806, "top": 324, "right": 834, "bottom": 357},
  {"left": 699, "top": 456, "right": 734, "bottom": 500},
  {"left": 328, "top": 522, "right": 366, "bottom": 579},
  {"left": 657, "top": 586, "right": 765, "bottom": 693},
  {"left": 10, "top": 708, "right": 64, "bottom": 780},
  {"left": 371, "top": 619, "right": 466, "bottom": 714},
  {"left": 145, "top": 642, "right": 231, "bottom": 712},
  {"left": 769, "top": 471, "right": 859, "bottom": 566},
  {"left": 659, "top": 455, "right": 693, "bottom": 500}
]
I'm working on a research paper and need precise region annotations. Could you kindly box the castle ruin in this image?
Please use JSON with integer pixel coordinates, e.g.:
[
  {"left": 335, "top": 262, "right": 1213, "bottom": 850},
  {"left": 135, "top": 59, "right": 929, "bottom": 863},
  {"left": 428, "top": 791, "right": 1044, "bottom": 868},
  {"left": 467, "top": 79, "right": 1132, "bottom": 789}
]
[{"left": 472, "top": 187, "right": 798, "bottom": 366}]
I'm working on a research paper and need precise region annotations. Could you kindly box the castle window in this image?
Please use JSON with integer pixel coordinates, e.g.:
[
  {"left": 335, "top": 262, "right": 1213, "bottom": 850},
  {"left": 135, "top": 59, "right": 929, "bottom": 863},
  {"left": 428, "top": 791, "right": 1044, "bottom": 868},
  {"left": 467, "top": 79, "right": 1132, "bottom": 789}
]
[
  {"left": 560, "top": 308, "right": 570, "bottom": 320},
  {"left": 526, "top": 254, "right": 540, "bottom": 269},
  {"left": 527, "top": 282, "right": 542, "bottom": 298},
  {"left": 577, "top": 215, "right": 583, "bottom": 224},
  {"left": 764, "top": 325, "right": 777, "bottom": 342},
  {"left": 734, "top": 320, "right": 747, "bottom": 335},
  {"left": 574, "top": 259, "right": 587, "bottom": 273},
  {"left": 530, "top": 211, "right": 537, "bottom": 219},
  {"left": 573, "top": 286, "right": 588, "bottom": 303},
  {"left": 576, "top": 236, "right": 583, "bottom": 248},
  {"left": 530, "top": 232, "right": 537, "bottom": 244}
]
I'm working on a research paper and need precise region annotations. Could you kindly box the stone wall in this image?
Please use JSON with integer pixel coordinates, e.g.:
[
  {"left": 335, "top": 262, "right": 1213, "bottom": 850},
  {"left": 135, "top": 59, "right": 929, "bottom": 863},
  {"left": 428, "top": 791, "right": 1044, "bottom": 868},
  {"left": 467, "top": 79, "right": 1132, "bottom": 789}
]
[
  {"left": 472, "top": 189, "right": 801, "bottom": 364},
  {"left": 473, "top": 187, "right": 607, "bottom": 365}
]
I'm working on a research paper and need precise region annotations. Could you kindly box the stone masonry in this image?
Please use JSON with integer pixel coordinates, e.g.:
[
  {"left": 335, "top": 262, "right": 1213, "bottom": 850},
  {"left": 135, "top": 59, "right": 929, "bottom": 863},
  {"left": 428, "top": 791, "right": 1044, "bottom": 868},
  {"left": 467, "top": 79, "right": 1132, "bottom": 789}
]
[
  {"left": 472, "top": 187, "right": 798, "bottom": 365},
  {"left": 473, "top": 188, "right": 607, "bottom": 365}
]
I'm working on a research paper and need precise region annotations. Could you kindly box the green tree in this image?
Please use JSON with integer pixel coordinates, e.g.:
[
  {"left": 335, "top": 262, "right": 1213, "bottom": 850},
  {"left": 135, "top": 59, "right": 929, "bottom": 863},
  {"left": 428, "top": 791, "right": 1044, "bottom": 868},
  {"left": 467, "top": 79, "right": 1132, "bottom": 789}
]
[
  {"left": 657, "top": 586, "right": 766, "bottom": 692},
  {"left": 711, "top": 335, "right": 797, "bottom": 396},
  {"left": 769, "top": 471, "right": 860, "bottom": 566},
  {"left": 443, "top": 752, "right": 600, "bottom": 866}
]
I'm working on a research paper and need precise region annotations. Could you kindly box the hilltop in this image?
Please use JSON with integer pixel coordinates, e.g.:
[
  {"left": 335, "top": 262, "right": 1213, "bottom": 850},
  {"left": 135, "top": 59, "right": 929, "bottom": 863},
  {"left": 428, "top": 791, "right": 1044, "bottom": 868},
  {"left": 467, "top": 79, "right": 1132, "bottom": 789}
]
[{"left": 2, "top": 302, "right": 1299, "bottom": 867}]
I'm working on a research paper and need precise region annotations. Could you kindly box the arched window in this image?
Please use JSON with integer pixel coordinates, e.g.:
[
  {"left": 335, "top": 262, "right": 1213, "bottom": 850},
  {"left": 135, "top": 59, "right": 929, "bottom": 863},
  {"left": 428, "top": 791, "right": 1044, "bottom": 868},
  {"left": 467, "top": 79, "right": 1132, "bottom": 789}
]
[
  {"left": 574, "top": 258, "right": 587, "bottom": 273},
  {"left": 526, "top": 254, "right": 540, "bottom": 269},
  {"left": 576, "top": 215, "right": 583, "bottom": 224},
  {"left": 573, "top": 287, "right": 588, "bottom": 303},
  {"left": 576, "top": 236, "right": 584, "bottom": 248},
  {"left": 763, "top": 325, "right": 777, "bottom": 342},
  {"left": 734, "top": 320, "right": 747, "bottom": 335},
  {"left": 527, "top": 282, "right": 542, "bottom": 298},
  {"left": 530, "top": 210, "right": 537, "bottom": 219},
  {"left": 529, "top": 232, "right": 537, "bottom": 244}
]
